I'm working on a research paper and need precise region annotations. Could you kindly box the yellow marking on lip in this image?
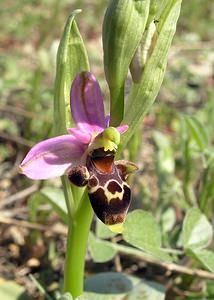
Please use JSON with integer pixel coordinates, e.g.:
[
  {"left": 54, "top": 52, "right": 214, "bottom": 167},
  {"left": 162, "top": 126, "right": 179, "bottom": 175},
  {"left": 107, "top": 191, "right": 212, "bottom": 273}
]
[
  {"left": 104, "top": 186, "right": 123, "bottom": 202},
  {"left": 108, "top": 223, "right": 124, "bottom": 234},
  {"left": 88, "top": 181, "right": 127, "bottom": 203}
]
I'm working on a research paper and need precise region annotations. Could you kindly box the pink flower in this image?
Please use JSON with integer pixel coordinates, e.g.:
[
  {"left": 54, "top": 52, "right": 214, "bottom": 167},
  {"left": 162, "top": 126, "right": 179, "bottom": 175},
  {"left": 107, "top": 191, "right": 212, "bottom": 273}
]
[
  {"left": 20, "top": 72, "right": 128, "bottom": 180},
  {"left": 19, "top": 72, "right": 138, "bottom": 232}
]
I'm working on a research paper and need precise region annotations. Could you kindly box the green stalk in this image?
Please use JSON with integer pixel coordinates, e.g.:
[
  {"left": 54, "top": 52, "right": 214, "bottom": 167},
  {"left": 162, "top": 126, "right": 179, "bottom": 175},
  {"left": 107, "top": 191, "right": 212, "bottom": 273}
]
[
  {"left": 110, "top": 86, "right": 124, "bottom": 126},
  {"left": 61, "top": 176, "right": 75, "bottom": 217},
  {"left": 63, "top": 190, "right": 93, "bottom": 298},
  {"left": 199, "top": 165, "right": 211, "bottom": 214},
  {"left": 183, "top": 140, "right": 196, "bottom": 206},
  {"left": 53, "top": 12, "right": 91, "bottom": 298}
]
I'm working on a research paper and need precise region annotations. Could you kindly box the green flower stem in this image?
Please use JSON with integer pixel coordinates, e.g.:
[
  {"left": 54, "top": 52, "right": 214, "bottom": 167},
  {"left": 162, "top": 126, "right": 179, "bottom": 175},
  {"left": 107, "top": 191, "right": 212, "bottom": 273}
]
[
  {"left": 199, "top": 165, "right": 210, "bottom": 214},
  {"left": 61, "top": 176, "right": 76, "bottom": 218},
  {"left": 63, "top": 190, "right": 93, "bottom": 298},
  {"left": 110, "top": 86, "right": 124, "bottom": 126},
  {"left": 54, "top": 11, "right": 91, "bottom": 299}
]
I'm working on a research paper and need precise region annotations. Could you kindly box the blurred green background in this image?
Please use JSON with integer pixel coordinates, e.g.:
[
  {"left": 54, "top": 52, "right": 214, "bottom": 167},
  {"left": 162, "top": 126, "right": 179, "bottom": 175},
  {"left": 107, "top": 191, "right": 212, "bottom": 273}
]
[{"left": 0, "top": 1, "right": 213, "bottom": 299}]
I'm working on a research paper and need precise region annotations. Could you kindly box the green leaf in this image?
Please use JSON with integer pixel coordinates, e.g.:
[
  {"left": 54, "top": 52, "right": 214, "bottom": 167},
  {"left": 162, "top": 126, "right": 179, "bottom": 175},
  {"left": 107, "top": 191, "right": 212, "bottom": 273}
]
[
  {"left": 183, "top": 115, "right": 208, "bottom": 151},
  {"left": 41, "top": 187, "right": 68, "bottom": 224},
  {"left": 96, "top": 219, "right": 116, "bottom": 239},
  {"left": 57, "top": 293, "right": 88, "bottom": 300},
  {"left": 124, "top": 210, "right": 161, "bottom": 247},
  {"left": 160, "top": 207, "right": 176, "bottom": 233},
  {"left": 0, "top": 281, "right": 32, "bottom": 300},
  {"left": 103, "top": 0, "right": 150, "bottom": 125},
  {"left": 28, "top": 192, "right": 47, "bottom": 223},
  {"left": 123, "top": 210, "right": 172, "bottom": 261},
  {"left": 58, "top": 293, "right": 73, "bottom": 300},
  {"left": 54, "top": 10, "right": 90, "bottom": 134},
  {"left": 181, "top": 208, "right": 213, "bottom": 250},
  {"left": 153, "top": 131, "right": 175, "bottom": 174},
  {"left": 84, "top": 272, "right": 165, "bottom": 299},
  {"left": 53, "top": 11, "right": 89, "bottom": 215},
  {"left": 125, "top": 281, "right": 165, "bottom": 300},
  {"left": 188, "top": 249, "right": 214, "bottom": 273},
  {"left": 120, "top": 0, "right": 182, "bottom": 153},
  {"left": 88, "top": 232, "right": 117, "bottom": 263},
  {"left": 206, "top": 280, "right": 214, "bottom": 296},
  {"left": 199, "top": 157, "right": 214, "bottom": 214}
]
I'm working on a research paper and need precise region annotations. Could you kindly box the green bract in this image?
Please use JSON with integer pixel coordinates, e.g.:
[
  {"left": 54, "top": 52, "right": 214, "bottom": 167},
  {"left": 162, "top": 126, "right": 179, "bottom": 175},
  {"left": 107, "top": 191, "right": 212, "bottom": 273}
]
[
  {"left": 130, "top": 21, "right": 157, "bottom": 82},
  {"left": 103, "top": 0, "right": 150, "bottom": 126},
  {"left": 53, "top": 10, "right": 90, "bottom": 226},
  {"left": 54, "top": 10, "right": 89, "bottom": 134},
  {"left": 119, "top": 0, "right": 182, "bottom": 154}
]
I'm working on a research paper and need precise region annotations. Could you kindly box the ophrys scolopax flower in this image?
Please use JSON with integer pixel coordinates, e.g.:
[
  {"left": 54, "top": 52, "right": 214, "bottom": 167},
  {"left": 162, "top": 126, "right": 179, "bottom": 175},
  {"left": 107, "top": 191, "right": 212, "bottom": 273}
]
[{"left": 20, "top": 71, "right": 137, "bottom": 232}]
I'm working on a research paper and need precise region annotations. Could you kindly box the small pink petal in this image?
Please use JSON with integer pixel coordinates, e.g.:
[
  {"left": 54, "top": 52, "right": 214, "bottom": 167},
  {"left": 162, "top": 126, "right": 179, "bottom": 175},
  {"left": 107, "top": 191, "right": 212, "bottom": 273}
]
[
  {"left": 116, "top": 125, "right": 129, "bottom": 134},
  {"left": 20, "top": 135, "right": 86, "bottom": 180},
  {"left": 70, "top": 72, "right": 106, "bottom": 133},
  {"left": 67, "top": 128, "right": 91, "bottom": 144}
]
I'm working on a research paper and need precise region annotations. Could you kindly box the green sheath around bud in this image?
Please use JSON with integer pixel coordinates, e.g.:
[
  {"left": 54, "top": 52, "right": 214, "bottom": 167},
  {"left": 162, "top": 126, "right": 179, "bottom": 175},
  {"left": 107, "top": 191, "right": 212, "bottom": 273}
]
[
  {"left": 103, "top": 0, "right": 150, "bottom": 126},
  {"left": 54, "top": 10, "right": 89, "bottom": 134},
  {"left": 130, "top": 21, "right": 157, "bottom": 82},
  {"left": 130, "top": 0, "right": 158, "bottom": 83},
  {"left": 119, "top": 0, "right": 182, "bottom": 153}
]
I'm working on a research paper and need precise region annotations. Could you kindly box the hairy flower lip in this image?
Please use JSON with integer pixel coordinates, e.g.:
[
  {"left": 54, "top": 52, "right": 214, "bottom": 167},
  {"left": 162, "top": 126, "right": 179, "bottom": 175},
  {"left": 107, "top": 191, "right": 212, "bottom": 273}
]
[
  {"left": 20, "top": 71, "right": 128, "bottom": 180},
  {"left": 89, "top": 148, "right": 116, "bottom": 158}
]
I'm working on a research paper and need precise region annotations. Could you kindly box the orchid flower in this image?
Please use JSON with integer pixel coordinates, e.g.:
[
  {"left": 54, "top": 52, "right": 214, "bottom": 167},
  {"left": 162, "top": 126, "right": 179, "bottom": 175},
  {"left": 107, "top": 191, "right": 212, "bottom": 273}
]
[{"left": 20, "top": 71, "right": 137, "bottom": 231}]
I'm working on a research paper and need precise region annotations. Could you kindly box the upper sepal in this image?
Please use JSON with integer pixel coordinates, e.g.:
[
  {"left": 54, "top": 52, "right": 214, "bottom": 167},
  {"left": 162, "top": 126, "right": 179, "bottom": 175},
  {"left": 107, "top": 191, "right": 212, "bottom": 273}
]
[{"left": 70, "top": 72, "right": 106, "bottom": 133}]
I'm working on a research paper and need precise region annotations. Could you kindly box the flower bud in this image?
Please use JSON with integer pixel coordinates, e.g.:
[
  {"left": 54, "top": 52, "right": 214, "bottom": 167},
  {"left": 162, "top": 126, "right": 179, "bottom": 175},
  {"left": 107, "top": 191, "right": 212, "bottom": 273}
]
[
  {"left": 130, "top": 21, "right": 157, "bottom": 82},
  {"left": 103, "top": 0, "right": 150, "bottom": 125},
  {"left": 130, "top": 0, "right": 158, "bottom": 82}
]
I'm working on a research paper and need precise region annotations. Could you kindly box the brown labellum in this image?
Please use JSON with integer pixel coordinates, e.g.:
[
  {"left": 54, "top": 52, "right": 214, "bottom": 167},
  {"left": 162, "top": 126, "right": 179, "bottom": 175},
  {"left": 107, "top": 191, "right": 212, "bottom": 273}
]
[{"left": 68, "top": 147, "right": 138, "bottom": 226}]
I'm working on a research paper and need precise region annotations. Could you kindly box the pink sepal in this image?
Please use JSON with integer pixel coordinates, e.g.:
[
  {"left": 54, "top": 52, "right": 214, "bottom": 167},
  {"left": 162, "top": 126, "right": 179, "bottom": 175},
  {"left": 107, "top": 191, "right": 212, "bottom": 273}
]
[
  {"left": 20, "top": 135, "right": 86, "bottom": 180},
  {"left": 70, "top": 72, "right": 106, "bottom": 133}
]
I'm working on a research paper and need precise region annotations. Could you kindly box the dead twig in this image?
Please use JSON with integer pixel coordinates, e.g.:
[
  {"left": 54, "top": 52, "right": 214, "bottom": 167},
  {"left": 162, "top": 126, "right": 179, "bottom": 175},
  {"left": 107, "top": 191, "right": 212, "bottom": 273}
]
[
  {"left": 1, "top": 215, "right": 213, "bottom": 281},
  {"left": 0, "top": 132, "right": 34, "bottom": 147},
  {"left": 0, "top": 216, "right": 67, "bottom": 235},
  {"left": 0, "top": 184, "right": 38, "bottom": 208},
  {"left": 110, "top": 243, "right": 214, "bottom": 281},
  {"left": 0, "top": 104, "right": 50, "bottom": 122}
]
